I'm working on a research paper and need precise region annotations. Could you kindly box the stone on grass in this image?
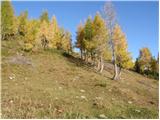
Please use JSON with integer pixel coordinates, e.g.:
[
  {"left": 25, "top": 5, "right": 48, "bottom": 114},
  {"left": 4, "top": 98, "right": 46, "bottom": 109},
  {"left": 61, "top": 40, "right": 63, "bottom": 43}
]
[
  {"left": 99, "top": 114, "right": 107, "bottom": 119},
  {"left": 9, "top": 74, "right": 15, "bottom": 80},
  {"left": 111, "top": 98, "right": 115, "bottom": 101},
  {"left": 128, "top": 101, "right": 132, "bottom": 104},
  {"left": 59, "top": 87, "right": 62, "bottom": 90},
  {"left": 9, "top": 100, "right": 13, "bottom": 103},
  {"left": 95, "top": 97, "right": 103, "bottom": 100},
  {"left": 80, "top": 96, "right": 87, "bottom": 101},
  {"left": 135, "top": 109, "right": 141, "bottom": 113},
  {"left": 80, "top": 89, "right": 85, "bottom": 93},
  {"left": 108, "top": 89, "right": 112, "bottom": 92},
  {"left": 9, "top": 76, "right": 13, "bottom": 80}
]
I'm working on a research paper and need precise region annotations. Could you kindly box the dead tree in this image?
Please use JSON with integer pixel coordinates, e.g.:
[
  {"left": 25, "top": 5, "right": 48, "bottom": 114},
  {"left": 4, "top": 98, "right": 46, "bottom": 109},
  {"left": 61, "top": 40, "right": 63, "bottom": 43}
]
[{"left": 102, "top": 2, "right": 118, "bottom": 80}]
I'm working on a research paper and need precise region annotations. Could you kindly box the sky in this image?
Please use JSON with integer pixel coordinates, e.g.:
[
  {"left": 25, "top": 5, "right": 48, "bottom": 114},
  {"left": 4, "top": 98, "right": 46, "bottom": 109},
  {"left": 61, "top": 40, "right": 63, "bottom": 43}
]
[{"left": 12, "top": 1, "right": 159, "bottom": 60}]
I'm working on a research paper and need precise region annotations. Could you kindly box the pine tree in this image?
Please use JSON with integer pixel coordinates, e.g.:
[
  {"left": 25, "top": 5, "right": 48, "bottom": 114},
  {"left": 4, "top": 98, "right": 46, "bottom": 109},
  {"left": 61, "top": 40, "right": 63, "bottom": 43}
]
[
  {"left": 157, "top": 53, "right": 159, "bottom": 73},
  {"left": 138, "top": 47, "right": 152, "bottom": 73},
  {"left": 1, "top": 1, "right": 16, "bottom": 40},
  {"left": 62, "top": 30, "right": 72, "bottom": 53},
  {"left": 135, "top": 58, "right": 141, "bottom": 73},
  {"left": 83, "top": 16, "right": 94, "bottom": 62},
  {"left": 40, "top": 10, "right": 49, "bottom": 23},
  {"left": 23, "top": 20, "right": 39, "bottom": 51},
  {"left": 18, "top": 11, "right": 28, "bottom": 36},
  {"left": 150, "top": 57, "right": 158, "bottom": 74},
  {"left": 112, "top": 24, "right": 133, "bottom": 79},
  {"left": 76, "top": 22, "right": 85, "bottom": 59},
  {"left": 48, "top": 16, "right": 59, "bottom": 48},
  {"left": 92, "top": 13, "right": 109, "bottom": 72},
  {"left": 36, "top": 20, "right": 49, "bottom": 49}
]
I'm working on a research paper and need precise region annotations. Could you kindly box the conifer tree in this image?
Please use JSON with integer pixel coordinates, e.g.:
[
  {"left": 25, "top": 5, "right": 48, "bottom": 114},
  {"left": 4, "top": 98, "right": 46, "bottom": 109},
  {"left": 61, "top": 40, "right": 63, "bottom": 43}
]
[
  {"left": 23, "top": 20, "right": 39, "bottom": 51},
  {"left": 150, "top": 57, "right": 158, "bottom": 75},
  {"left": 40, "top": 10, "right": 49, "bottom": 23},
  {"left": 48, "top": 16, "right": 59, "bottom": 48},
  {"left": 92, "top": 13, "right": 109, "bottom": 72},
  {"left": 62, "top": 30, "right": 72, "bottom": 53},
  {"left": 36, "top": 20, "right": 49, "bottom": 49},
  {"left": 135, "top": 58, "right": 141, "bottom": 73},
  {"left": 137, "top": 47, "right": 152, "bottom": 73},
  {"left": 1, "top": 1, "right": 16, "bottom": 40},
  {"left": 83, "top": 16, "right": 94, "bottom": 62},
  {"left": 18, "top": 11, "right": 28, "bottom": 36},
  {"left": 112, "top": 24, "right": 133, "bottom": 79},
  {"left": 75, "top": 13, "right": 109, "bottom": 72},
  {"left": 76, "top": 23, "right": 85, "bottom": 59}
]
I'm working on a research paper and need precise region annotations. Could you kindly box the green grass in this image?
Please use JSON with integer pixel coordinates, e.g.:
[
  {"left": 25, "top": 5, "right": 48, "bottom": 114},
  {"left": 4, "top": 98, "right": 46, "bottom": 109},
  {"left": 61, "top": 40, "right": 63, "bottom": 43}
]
[{"left": 1, "top": 40, "right": 159, "bottom": 118}]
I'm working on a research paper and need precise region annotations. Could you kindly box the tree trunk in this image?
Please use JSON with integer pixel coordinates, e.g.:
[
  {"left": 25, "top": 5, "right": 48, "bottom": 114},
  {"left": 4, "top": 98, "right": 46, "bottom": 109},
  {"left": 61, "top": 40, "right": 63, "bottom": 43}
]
[
  {"left": 93, "top": 56, "right": 96, "bottom": 66},
  {"left": 80, "top": 48, "right": 83, "bottom": 59},
  {"left": 113, "top": 52, "right": 119, "bottom": 80},
  {"left": 117, "top": 67, "right": 122, "bottom": 80},
  {"left": 113, "top": 62, "right": 118, "bottom": 80},
  {"left": 100, "top": 56, "right": 104, "bottom": 73},
  {"left": 86, "top": 52, "right": 89, "bottom": 63},
  {"left": 97, "top": 58, "right": 101, "bottom": 71},
  {"left": 84, "top": 50, "right": 86, "bottom": 61}
]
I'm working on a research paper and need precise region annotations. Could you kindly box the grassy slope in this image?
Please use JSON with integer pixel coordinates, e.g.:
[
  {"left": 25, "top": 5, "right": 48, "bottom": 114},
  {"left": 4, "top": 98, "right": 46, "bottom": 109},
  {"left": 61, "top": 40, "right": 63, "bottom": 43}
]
[{"left": 1, "top": 40, "right": 159, "bottom": 118}]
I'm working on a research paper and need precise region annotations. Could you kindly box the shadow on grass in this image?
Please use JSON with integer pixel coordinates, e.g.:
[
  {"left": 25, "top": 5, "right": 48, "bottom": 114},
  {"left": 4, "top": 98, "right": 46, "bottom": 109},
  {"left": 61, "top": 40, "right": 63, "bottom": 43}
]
[
  {"left": 62, "top": 52, "right": 94, "bottom": 70},
  {"left": 62, "top": 52, "right": 113, "bottom": 80}
]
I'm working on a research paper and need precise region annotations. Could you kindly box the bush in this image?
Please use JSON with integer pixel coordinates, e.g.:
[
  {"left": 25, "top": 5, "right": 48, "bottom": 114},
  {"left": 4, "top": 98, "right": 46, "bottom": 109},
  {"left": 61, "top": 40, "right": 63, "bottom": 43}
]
[{"left": 23, "top": 43, "right": 33, "bottom": 52}]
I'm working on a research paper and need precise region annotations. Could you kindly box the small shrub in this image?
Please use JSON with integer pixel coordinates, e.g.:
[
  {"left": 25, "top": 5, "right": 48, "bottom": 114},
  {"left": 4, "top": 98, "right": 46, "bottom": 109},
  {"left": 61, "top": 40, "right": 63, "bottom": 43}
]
[{"left": 23, "top": 43, "right": 33, "bottom": 52}]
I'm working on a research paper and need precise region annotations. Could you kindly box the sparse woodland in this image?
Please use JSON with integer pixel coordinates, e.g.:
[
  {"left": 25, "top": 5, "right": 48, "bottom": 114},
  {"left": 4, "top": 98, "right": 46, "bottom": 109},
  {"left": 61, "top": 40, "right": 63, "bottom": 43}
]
[
  {"left": 1, "top": 1, "right": 159, "bottom": 119},
  {"left": 2, "top": 1, "right": 158, "bottom": 80}
]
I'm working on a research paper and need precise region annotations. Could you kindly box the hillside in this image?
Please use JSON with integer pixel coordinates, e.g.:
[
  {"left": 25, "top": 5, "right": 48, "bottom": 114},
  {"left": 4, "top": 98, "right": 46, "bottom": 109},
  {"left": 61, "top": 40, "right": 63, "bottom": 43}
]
[{"left": 1, "top": 40, "right": 159, "bottom": 119}]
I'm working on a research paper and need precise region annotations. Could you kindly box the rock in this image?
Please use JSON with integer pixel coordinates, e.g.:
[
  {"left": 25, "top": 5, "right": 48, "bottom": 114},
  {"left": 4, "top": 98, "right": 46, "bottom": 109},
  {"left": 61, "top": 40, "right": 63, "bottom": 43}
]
[
  {"left": 9, "top": 76, "right": 13, "bottom": 80},
  {"left": 7, "top": 55, "right": 33, "bottom": 66},
  {"left": 55, "top": 107, "right": 63, "bottom": 114},
  {"left": 128, "top": 101, "right": 132, "bottom": 104},
  {"left": 81, "top": 96, "right": 86, "bottom": 99},
  {"left": 80, "top": 89, "right": 85, "bottom": 93},
  {"left": 9, "top": 100, "right": 13, "bottom": 103},
  {"left": 99, "top": 114, "right": 107, "bottom": 119},
  {"left": 135, "top": 109, "right": 141, "bottom": 113},
  {"left": 9, "top": 74, "right": 15, "bottom": 80},
  {"left": 111, "top": 98, "right": 115, "bottom": 101},
  {"left": 108, "top": 89, "right": 112, "bottom": 92},
  {"left": 95, "top": 97, "right": 103, "bottom": 100},
  {"left": 59, "top": 87, "right": 62, "bottom": 90},
  {"left": 80, "top": 96, "right": 87, "bottom": 101},
  {"left": 57, "top": 109, "right": 63, "bottom": 113}
]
